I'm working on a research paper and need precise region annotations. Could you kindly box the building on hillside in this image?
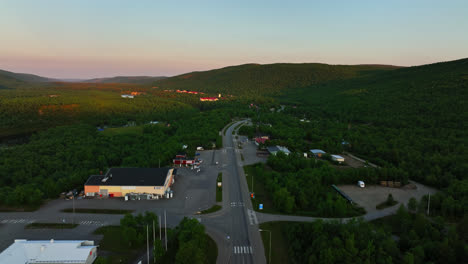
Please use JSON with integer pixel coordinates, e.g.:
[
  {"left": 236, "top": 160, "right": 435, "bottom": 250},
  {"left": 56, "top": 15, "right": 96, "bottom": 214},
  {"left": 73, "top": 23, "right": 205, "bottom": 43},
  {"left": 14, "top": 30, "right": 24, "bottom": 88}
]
[
  {"left": 84, "top": 167, "right": 176, "bottom": 198},
  {"left": 0, "top": 239, "right": 97, "bottom": 264},
  {"left": 200, "top": 97, "right": 219, "bottom": 102},
  {"left": 310, "top": 149, "right": 326, "bottom": 158},
  {"left": 331, "top": 154, "right": 345, "bottom": 163},
  {"left": 121, "top": 94, "right": 134, "bottom": 98},
  {"left": 254, "top": 134, "right": 270, "bottom": 145},
  {"left": 267, "top": 145, "right": 291, "bottom": 156}
]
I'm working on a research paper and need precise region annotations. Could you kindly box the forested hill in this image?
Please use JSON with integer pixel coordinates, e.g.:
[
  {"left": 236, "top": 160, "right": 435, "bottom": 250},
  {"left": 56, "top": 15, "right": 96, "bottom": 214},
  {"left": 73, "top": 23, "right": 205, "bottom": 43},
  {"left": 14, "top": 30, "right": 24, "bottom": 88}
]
[
  {"left": 283, "top": 57, "right": 468, "bottom": 187},
  {"left": 84, "top": 76, "right": 166, "bottom": 84},
  {"left": 152, "top": 63, "right": 400, "bottom": 96},
  {"left": 0, "top": 69, "right": 52, "bottom": 89},
  {"left": 287, "top": 57, "right": 468, "bottom": 128}
]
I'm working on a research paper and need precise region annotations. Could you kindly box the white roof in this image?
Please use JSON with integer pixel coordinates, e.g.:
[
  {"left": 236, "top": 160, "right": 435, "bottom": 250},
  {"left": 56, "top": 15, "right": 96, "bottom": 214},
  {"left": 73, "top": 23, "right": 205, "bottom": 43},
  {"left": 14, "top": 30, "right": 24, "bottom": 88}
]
[
  {"left": 277, "top": 146, "right": 290, "bottom": 153},
  {"left": 310, "top": 149, "right": 326, "bottom": 154},
  {"left": 331, "top": 154, "right": 344, "bottom": 159},
  {"left": 0, "top": 239, "right": 96, "bottom": 264}
]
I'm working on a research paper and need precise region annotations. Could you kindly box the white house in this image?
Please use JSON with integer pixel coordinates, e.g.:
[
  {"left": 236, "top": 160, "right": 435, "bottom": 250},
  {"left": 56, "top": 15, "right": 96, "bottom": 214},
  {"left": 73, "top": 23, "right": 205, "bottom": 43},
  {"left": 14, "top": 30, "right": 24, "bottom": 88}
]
[
  {"left": 267, "top": 145, "right": 291, "bottom": 156},
  {"left": 331, "top": 154, "right": 345, "bottom": 163},
  {"left": 121, "top": 94, "right": 134, "bottom": 98},
  {"left": 0, "top": 239, "right": 98, "bottom": 264}
]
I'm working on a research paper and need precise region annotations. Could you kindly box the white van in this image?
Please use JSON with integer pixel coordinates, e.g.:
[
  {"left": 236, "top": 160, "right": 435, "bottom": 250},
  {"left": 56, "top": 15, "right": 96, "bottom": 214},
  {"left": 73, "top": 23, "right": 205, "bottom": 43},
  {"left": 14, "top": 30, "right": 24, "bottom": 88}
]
[{"left": 358, "top": 181, "right": 365, "bottom": 188}]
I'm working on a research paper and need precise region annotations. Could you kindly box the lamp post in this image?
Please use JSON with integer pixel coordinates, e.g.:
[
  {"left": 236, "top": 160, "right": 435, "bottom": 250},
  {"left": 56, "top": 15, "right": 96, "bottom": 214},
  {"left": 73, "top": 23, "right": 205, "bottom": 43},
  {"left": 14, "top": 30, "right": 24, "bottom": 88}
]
[{"left": 259, "top": 229, "right": 271, "bottom": 264}]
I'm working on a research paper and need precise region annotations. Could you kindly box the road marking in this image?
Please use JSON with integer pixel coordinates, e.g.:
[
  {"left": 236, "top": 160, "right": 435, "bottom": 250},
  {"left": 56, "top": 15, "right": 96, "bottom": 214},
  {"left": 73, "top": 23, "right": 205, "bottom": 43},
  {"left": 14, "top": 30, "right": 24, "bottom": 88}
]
[
  {"left": 233, "top": 245, "right": 252, "bottom": 254},
  {"left": 79, "top": 220, "right": 105, "bottom": 226},
  {"left": 0, "top": 219, "right": 35, "bottom": 224},
  {"left": 247, "top": 209, "right": 258, "bottom": 225}
]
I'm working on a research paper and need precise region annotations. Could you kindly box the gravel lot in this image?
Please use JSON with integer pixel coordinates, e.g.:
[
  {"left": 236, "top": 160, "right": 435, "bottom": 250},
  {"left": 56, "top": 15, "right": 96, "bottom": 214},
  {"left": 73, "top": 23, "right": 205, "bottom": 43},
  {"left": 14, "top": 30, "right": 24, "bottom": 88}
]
[{"left": 338, "top": 181, "right": 438, "bottom": 214}]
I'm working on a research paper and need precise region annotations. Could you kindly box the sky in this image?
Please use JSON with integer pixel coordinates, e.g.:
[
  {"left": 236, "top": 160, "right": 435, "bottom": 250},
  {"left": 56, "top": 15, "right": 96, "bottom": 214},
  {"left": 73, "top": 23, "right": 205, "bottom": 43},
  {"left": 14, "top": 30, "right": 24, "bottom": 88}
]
[{"left": 0, "top": 0, "right": 467, "bottom": 78}]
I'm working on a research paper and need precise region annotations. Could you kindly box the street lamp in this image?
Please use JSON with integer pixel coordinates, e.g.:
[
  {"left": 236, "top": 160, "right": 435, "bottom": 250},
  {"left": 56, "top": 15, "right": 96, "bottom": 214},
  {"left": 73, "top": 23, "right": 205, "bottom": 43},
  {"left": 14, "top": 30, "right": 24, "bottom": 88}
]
[{"left": 259, "top": 229, "right": 271, "bottom": 264}]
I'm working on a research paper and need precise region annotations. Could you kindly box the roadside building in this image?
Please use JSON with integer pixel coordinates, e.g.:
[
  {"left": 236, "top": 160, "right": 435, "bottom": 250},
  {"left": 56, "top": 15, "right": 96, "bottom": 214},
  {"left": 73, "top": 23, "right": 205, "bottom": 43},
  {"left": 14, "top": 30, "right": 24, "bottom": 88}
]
[
  {"left": 0, "top": 239, "right": 97, "bottom": 264},
  {"left": 84, "top": 167, "right": 176, "bottom": 198},
  {"left": 310, "top": 149, "right": 326, "bottom": 158},
  {"left": 267, "top": 145, "right": 291, "bottom": 156},
  {"left": 200, "top": 97, "right": 219, "bottom": 102},
  {"left": 331, "top": 154, "right": 345, "bottom": 163},
  {"left": 121, "top": 94, "right": 134, "bottom": 98},
  {"left": 254, "top": 134, "right": 270, "bottom": 145}
]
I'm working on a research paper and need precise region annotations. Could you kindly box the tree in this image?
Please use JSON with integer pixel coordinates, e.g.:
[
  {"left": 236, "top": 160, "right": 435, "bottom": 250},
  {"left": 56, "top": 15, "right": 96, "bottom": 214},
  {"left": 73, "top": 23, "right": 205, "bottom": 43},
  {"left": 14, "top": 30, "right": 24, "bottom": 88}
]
[
  {"left": 407, "top": 197, "right": 417, "bottom": 212},
  {"left": 153, "top": 239, "right": 164, "bottom": 263},
  {"left": 402, "top": 252, "right": 414, "bottom": 264},
  {"left": 386, "top": 193, "right": 395, "bottom": 206}
]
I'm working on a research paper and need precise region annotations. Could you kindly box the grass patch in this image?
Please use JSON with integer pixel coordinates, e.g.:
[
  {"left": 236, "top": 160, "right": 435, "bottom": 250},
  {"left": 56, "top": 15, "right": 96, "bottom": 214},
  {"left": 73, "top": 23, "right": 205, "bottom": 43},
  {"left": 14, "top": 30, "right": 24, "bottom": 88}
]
[
  {"left": 200, "top": 205, "right": 222, "bottom": 214},
  {"left": 233, "top": 122, "right": 244, "bottom": 131},
  {"left": 101, "top": 125, "right": 143, "bottom": 137},
  {"left": 259, "top": 222, "right": 290, "bottom": 264},
  {"left": 223, "top": 121, "right": 234, "bottom": 136},
  {"left": 205, "top": 233, "right": 218, "bottom": 264},
  {"left": 26, "top": 223, "right": 78, "bottom": 229},
  {"left": 244, "top": 164, "right": 365, "bottom": 217},
  {"left": 216, "top": 172, "right": 222, "bottom": 202},
  {"left": 244, "top": 165, "right": 280, "bottom": 214},
  {"left": 61, "top": 208, "right": 134, "bottom": 214},
  {"left": 0, "top": 205, "right": 39, "bottom": 212},
  {"left": 376, "top": 194, "right": 398, "bottom": 210},
  {"left": 94, "top": 226, "right": 141, "bottom": 263}
]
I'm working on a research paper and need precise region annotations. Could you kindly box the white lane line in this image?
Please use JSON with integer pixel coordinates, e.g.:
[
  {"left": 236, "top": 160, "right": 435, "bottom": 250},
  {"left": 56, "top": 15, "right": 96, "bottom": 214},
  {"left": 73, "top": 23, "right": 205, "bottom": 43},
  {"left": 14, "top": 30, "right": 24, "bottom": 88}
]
[
  {"left": 234, "top": 246, "right": 238, "bottom": 254},
  {"left": 250, "top": 246, "right": 253, "bottom": 254}
]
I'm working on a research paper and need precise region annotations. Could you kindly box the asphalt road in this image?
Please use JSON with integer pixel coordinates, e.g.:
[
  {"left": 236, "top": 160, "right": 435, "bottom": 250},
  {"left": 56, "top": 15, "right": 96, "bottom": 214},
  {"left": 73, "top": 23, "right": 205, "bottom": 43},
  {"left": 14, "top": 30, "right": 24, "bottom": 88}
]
[{"left": 199, "top": 120, "right": 266, "bottom": 264}]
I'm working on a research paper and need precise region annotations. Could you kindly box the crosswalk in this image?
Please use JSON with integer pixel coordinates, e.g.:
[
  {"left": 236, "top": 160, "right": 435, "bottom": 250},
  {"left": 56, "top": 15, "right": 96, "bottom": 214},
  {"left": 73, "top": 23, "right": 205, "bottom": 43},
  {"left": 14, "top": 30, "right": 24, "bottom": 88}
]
[
  {"left": 230, "top": 201, "right": 245, "bottom": 207},
  {"left": 0, "top": 219, "right": 35, "bottom": 224},
  {"left": 79, "top": 220, "right": 106, "bottom": 226},
  {"left": 247, "top": 209, "right": 258, "bottom": 225},
  {"left": 233, "top": 245, "right": 253, "bottom": 254}
]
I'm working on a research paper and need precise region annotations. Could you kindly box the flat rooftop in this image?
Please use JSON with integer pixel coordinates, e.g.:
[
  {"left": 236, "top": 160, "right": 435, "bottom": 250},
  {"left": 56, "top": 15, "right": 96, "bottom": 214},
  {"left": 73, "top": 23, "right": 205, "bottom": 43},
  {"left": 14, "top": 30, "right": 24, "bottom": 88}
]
[
  {"left": 0, "top": 239, "right": 96, "bottom": 264},
  {"left": 85, "top": 167, "right": 174, "bottom": 186}
]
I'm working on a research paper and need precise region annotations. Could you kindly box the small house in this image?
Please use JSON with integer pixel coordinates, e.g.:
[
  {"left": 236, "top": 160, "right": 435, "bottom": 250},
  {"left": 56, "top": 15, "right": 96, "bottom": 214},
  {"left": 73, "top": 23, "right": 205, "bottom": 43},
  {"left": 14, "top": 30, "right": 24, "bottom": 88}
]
[
  {"left": 310, "top": 149, "right": 326, "bottom": 158},
  {"left": 331, "top": 155, "right": 345, "bottom": 163},
  {"left": 267, "top": 145, "right": 290, "bottom": 156}
]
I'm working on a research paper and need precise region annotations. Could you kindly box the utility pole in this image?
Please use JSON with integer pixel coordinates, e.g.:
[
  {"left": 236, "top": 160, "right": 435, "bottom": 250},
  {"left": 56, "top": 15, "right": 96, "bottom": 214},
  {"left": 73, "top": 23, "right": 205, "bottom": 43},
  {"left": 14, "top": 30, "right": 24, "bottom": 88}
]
[
  {"left": 159, "top": 215, "right": 161, "bottom": 240},
  {"left": 427, "top": 193, "right": 431, "bottom": 216},
  {"left": 252, "top": 174, "right": 254, "bottom": 193},
  {"left": 72, "top": 194, "right": 75, "bottom": 225},
  {"left": 164, "top": 210, "right": 167, "bottom": 251},
  {"left": 259, "top": 229, "right": 271, "bottom": 264},
  {"left": 147, "top": 225, "right": 149, "bottom": 264},
  {"left": 153, "top": 220, "right": 156, "bottom": 264}
]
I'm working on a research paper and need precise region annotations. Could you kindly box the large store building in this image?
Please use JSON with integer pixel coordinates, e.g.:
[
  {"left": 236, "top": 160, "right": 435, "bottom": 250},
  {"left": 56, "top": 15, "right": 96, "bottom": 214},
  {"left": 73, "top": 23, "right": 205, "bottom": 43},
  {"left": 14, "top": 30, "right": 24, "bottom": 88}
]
[{"left": 84, "top": 167, "right": 175, "bottom": 198}]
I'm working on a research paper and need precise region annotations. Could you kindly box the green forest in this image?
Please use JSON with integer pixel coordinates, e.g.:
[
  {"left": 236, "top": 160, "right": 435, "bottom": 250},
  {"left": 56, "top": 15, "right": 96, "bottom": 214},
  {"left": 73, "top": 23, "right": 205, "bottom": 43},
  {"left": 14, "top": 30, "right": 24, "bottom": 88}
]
[
  {"left": 247, "top": 153, "right": 408, "bottom": 216},
  {"left": 281, "top": 206, "right": 467, "bottom": 264},
  {"left": 95, "top": 212, "right": 216, "bottom": 264},
  {"left": 0, "top": 58, "right": 467, "bottom": 262},
  {"left": 0, "top": 108, "right": 238, "bottom": 208}
]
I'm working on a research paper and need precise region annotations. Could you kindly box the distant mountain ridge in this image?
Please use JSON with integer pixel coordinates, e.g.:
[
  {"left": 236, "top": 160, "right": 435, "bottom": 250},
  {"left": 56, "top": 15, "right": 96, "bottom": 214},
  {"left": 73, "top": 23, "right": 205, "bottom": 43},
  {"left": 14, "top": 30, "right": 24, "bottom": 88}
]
[
  {"left": 83, "top": 76, "right": 166, "bottom": 84},
  {"left": 0, "top": 69, "right": 53, "bottom": 89},
  {"left": 152, "top": 63, "right": 401, "bottom": 96}
]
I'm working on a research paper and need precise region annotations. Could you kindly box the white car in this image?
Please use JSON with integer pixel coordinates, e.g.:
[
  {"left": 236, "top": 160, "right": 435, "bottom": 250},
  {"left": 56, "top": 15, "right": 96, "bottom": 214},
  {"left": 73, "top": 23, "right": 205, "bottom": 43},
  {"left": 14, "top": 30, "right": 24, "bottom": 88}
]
[{"left": 358, "top": 181, "right": 365, "bottom": 188}]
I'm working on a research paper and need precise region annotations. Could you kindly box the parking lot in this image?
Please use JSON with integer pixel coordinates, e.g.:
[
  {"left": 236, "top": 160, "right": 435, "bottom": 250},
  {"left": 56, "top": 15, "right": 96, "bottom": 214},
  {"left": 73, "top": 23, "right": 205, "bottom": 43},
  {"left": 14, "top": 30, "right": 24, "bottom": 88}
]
[
  {"left": 0, "top": 150, "right": 221, "bottom": 252},
  {"left": 338, "top": 181, "right": 438, "bottom": 214}
]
